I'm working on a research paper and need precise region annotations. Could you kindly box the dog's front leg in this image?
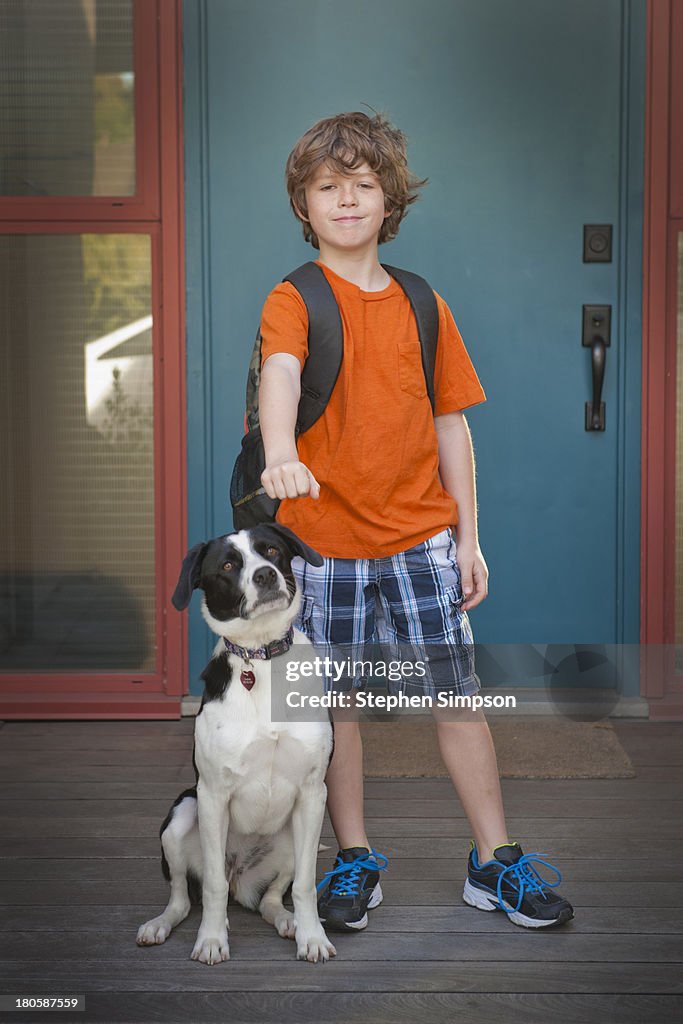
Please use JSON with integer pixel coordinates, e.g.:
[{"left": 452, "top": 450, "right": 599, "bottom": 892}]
[
  {"left": 291, "top": 783, "right": 336, "bottom": 963},
  {"left": 190, "top": 780, "right": 230, "bottom": 965}
]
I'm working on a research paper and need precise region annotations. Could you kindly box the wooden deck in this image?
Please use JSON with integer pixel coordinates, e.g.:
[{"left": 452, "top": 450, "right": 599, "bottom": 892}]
[{"left": 0, "top": 718, "right": 682, "bottom": 1023}]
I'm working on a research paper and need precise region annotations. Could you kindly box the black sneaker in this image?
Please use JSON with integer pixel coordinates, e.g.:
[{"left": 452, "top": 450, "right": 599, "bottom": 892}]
[
  {"left": 317, "top": 846, "right": 388, "bottom": 931},
  {"left": 463, "top": 841, "right": 574, "bottom": 928}
]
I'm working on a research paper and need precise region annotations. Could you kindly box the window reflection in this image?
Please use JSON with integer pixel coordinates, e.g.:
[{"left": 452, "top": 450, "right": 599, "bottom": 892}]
[
  {"left": 0, "top": 234, "right": 155, "bottom": 672},
  {"left": 0, "top": 1, "right": 135, "bottom": 197}
]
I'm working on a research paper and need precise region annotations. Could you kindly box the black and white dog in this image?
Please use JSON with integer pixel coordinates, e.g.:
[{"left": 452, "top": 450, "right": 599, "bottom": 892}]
[{"left": 136, "top": 524, "right": 335, "bottom": 964}]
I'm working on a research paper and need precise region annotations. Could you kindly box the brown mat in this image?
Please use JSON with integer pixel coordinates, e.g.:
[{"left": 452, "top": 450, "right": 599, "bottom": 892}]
[{"left": 360, "top": 715, "right": 635, "bottom": 779}]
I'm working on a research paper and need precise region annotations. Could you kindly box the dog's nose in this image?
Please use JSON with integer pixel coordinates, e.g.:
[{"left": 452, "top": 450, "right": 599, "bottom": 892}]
[{"left": 253, "top": 566, "right": 277, "bottom": 590}]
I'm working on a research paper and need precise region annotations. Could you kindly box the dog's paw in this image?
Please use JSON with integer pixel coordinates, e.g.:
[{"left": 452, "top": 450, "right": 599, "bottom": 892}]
[
  {"left": 274, "top": 910, "right": 297, "bottom": 940},
  {"left": 296, "top": 927, "right": 336, "bottom": 963},
  {"left": 190, "top": 932, "right": 230, "bottom": 965},
  {"left": 136, "top": 915, "right": 173, "bottom": 946}
]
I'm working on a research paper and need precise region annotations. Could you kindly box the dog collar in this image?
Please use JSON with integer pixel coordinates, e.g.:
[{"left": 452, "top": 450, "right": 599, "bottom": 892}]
[{"left": 223, "top": 626, "right": 294, "bottom": 664}]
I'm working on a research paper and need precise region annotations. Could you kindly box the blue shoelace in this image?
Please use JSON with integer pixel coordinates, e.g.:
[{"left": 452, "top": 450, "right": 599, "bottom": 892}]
[
  {"left": 494, "top": 852, "right": 563, "bottom": 913},
  {"left": 316, "top": 849, "right": 389, "bottom": 897}
]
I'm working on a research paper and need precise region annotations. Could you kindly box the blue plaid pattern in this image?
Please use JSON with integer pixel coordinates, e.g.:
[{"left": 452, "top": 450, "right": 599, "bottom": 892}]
[{"left": 291, "top": 528, "right": 480, "bottom": 697}]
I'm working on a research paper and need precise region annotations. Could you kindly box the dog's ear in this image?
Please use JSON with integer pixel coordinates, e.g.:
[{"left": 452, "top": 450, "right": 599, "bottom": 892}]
[
  {"left": 264, "top": 523, "right": 324, "bottom": 567},
  {"left": 172, "top": 541, "right": 209, "bottom": 610}
]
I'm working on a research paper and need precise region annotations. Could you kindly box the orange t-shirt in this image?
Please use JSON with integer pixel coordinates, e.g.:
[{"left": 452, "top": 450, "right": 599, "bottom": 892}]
[{"left": 259, "top": 260, "right": 486, "bottom": 558}]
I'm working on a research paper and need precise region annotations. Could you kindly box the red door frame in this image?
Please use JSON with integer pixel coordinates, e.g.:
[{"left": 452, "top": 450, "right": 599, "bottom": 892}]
[
  {"left": 0, "top": 0, "right": 187, "bottom": 719},
  {"left": 641, "top": 0, "right": 683, "bottom": 718}
]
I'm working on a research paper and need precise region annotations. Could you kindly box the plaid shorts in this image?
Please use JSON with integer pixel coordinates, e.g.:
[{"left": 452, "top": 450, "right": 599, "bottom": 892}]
[{"left": 291, "top": 528, "right": 480, "bottom": 698}]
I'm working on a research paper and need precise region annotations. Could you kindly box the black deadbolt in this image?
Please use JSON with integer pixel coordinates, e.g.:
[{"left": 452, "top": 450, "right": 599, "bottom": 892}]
[{"left": 583, "top": 224, "right": 613, "bottom": 263}]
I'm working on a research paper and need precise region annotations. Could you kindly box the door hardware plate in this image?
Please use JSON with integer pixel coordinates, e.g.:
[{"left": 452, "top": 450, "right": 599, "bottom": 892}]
[
  {"left": 583, "top": 224, "right": 613, "bottom": 263},
  {"left": 582, "top": 305, "right": 611, "bottom": 347}
]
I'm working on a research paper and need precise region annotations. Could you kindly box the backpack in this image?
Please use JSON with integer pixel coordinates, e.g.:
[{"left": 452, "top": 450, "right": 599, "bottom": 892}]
[{"left": 229, "top": 260, "right": 439, "bottom": 530}]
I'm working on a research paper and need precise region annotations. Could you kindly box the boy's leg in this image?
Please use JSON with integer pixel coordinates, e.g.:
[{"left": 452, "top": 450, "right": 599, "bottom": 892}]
[
  {"left": 432, "top": 706, "right": 508, "bottom": 864},
  {"left": 315, "top": 697, "right": 387, "bottom": 931},
  {"left": 291, "top": 555, "right": 387, "bottom": 931},
  {"left": 291, "top": 557, "right": 372, "bottom": 850},
  {"left": 378, "top": 528, "right": 574, "bottom": 928},
  {"left": 375, "top": 527, "right": 508, "bottom": 860},
  {"left": 325, "top": 697, "right": 370, "bottom": 849}
]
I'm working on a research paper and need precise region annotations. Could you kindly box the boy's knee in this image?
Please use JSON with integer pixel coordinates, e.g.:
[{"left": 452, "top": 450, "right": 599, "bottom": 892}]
[
  {"left": 432, "top": 704, "right": 486, "bottom": 726},
  {"left": 330, "top": 708, "right": 362, "bottom": 728},
  {"left": 328, "top": 688, "right": 365, "bottom": 724}
]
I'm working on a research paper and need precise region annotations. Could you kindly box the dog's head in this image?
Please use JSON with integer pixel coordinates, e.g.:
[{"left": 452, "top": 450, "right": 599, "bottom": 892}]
[{"left": 171, "top": 524, "right": 323, "bottom": 645}]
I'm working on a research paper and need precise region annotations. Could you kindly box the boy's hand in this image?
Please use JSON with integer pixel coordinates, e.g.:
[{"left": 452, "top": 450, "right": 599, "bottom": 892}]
[
  {"left": 455, "top": 541, "right": 489, "bottom": 611},
  {"left": 261, "top": 459, "right": 320, "bottom": 502}
]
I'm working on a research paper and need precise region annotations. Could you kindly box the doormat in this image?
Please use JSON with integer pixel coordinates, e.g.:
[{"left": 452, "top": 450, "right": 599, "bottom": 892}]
[{"left": 360, "top": 715, "right": 635, "bottom": 779}]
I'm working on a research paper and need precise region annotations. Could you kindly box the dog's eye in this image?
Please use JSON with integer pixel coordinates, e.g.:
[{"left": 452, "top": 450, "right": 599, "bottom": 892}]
[
  {"left": 223, "top": 561, "right": 234, "bottom": 571},
  {"left": 266, "top": 546, "right": 279, "bottom": 557}
]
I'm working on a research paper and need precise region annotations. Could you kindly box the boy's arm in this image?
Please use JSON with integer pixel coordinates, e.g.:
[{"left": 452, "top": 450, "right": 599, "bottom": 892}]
[
  {"left": 259, "top": 353, "right": 320, "bottom": 501},
  {"left": 435, "top": 410, "right": 488, "bottom": 611}
]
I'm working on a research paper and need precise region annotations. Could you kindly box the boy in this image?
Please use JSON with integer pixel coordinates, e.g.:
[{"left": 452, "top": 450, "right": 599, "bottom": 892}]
[{"left": 257, "top": 111, "right": 573, "bottom": 933}]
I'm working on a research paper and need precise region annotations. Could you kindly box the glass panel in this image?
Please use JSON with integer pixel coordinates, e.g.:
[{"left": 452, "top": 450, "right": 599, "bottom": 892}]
[
  {"left": 677, "top": 231, "right": 683, "bottom": 669},
  {"left": 0, "top": 234, "right": 155, "bottom": 671},
  {"left": 0, "top": 1, "right": 135, "bottom": 197}
]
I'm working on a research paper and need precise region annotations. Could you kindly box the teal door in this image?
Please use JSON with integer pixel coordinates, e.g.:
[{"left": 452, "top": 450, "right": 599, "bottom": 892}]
[{"left": 183, "top": 0, "right": 644, "bottom": 699}]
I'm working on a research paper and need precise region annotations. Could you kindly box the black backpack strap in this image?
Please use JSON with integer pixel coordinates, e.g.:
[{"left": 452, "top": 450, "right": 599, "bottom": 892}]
[
  {"left": 283, "top": 262, "right": 344, "bottom": 434},
  {"left": 381, "top": 264, "right": 439, "bottom": 410}
]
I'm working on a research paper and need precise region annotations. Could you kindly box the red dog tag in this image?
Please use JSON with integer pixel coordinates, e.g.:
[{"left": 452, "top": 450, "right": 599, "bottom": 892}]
[{"left": 240, "top": 669, "right": 256, "bottom": 690}]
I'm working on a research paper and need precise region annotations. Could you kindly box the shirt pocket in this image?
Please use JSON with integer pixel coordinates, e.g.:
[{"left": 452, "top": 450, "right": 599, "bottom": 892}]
[{"left": 398, "top": 340, "right": 428, "bottom": 399}]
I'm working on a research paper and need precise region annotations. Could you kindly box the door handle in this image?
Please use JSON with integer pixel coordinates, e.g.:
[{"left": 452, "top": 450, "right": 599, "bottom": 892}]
[
  {"left": 582, "top": 305, "right": 611, "bottom": 431},
  {"left": 588, "top": 336, "right": 606, "bottom": 431}
]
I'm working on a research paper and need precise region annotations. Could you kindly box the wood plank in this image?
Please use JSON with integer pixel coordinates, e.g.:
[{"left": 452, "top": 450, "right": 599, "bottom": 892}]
[
  {"left": 3, "top": 768, "right": 683, "bottom": 800},
  {"left": 365, "top": 778, "right": 683, "bottom": 799},
  {"left": 4, "top": 719, "right": 679, "bottom": 738},
  {"left": 6, "top": 745, "right": 677, "bottom": 774},
  {"left": 0, "top": 720, "right": 680, "bottom": 1020},
  {"left": 1, "top": 785, "right": 678, "bottom": 818},
  {"left": 0, "top": 817, "right": 163, "bottom": 838},
  {"left": 0, "top": 879, "right": 679, "bottom": 907},
  {"left": 0, "top": 838, "right": 162, "bottom": 858},
  {"left": 0, "top": 836, "right": 658, "bottom": 861},
  {"left": 352, "top": 837, "right": 665, "bottom": 863},
  {"left": 1, "top": 816, "right": 678, "bottom": 841},
  {"left": 325, "top": 817, "right": 679, "bottom": 839},
  {"left": 0, "top": 931, "right": 679, "bottom": 964},
  {"left": 0, "top": 765, "right": 196, "bottom": 783},
  {"left": 1, "top": 753, "right": 679, "bottom": 774},
  {"left": 1, "top": 960, "right": 681, "bottom": 995},
  {"left": 0, "top": 721, "right": 194, "bottom": 736},
  {"left": 1, "top": 720, "right": 677, "bottom": 758},
  {"left": 619, "top": 750, "right": 683, "bottom": 767},
  {"left": 0, "top": 735, "right": 194, "bottom": 752},
  {"left": 361, "top": 797, "right": 681, "bottom": 817},
  {"left": 626, "top": 765, "right": 683, "bottom": 781},
  {"left": 0, "top": 799, "right": 676, "bottom": 830},
  {"left": 613, "top": 722, "right": 683, "bottom": 739},
  {"left": 0, "top": 782, "right": 196, "bottom": 800},
  {"left": 0, "top": 904, "right": 679, "bottom": 936},
  {"left": 610, "top": 724, "right": 683, "bottom": 765},
  {"left": 10, "top": 992, "right": 683, "bottom": 1024},
  {"left": 0, "top": 750, "right": 193, "bottom": 767},
  {"left": 0, "top": 856, "right": 662, "bottom": 884}
]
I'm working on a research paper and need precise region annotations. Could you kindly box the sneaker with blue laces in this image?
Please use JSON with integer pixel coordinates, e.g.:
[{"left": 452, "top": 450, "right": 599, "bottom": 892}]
[
  {"left": 463, "top": 841, "right": 574, "bottom": 928},
  {"left": 316, "top": 846, "right": 388, "bottom": 932}
]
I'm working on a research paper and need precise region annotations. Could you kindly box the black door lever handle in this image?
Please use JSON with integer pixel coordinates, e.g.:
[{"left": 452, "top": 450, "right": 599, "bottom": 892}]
[
  {"left": 582, "top": 305, "right": 611, "bottom": 432},
  {"left": 588, "top": 336, "right": 606, "bottom": 430}
]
